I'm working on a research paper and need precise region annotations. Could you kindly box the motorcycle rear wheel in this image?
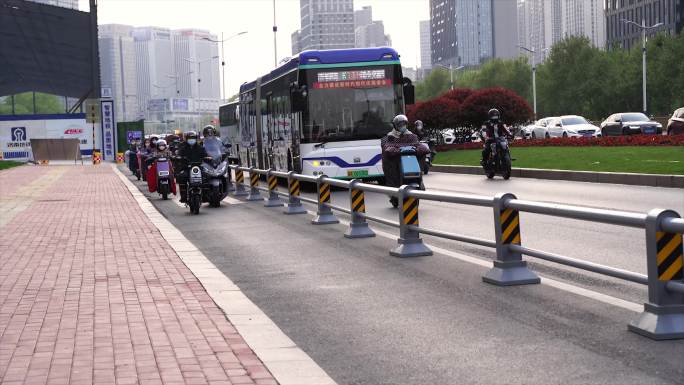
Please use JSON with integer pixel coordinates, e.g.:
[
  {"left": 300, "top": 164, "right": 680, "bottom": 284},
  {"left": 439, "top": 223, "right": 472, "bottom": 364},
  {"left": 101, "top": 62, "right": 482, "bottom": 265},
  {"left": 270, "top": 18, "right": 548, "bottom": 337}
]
[{"left": 189, "top": 195, "right": 201, "bottom": 215}]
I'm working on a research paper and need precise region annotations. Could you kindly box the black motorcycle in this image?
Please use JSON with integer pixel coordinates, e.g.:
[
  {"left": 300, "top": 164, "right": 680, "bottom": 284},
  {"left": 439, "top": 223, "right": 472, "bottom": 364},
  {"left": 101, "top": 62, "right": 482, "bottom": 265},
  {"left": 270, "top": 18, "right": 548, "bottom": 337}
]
[
  {"left": 482, "top": 135, "right": 512, "bottom": 180},
  {"left": 201, "top": 137, "right": 230, "bottom": 208}
]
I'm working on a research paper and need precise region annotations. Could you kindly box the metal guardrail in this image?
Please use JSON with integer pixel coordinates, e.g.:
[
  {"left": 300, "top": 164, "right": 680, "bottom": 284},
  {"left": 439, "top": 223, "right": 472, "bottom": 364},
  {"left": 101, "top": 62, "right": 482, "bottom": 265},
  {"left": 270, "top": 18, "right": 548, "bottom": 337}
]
[{"left": 227, "top": 165, "right": 684, "bottom": 341}]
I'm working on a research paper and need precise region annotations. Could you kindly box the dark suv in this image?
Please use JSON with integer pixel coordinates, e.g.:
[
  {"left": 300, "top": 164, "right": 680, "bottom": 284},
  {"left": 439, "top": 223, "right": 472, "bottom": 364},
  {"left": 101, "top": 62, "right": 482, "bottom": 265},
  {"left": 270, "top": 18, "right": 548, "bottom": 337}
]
[
  {"left": 600, "top": 112, "right": 663, "bottom": 136},
  {"left": 667, "top": 107, "right": 684, "bottom": 135}
]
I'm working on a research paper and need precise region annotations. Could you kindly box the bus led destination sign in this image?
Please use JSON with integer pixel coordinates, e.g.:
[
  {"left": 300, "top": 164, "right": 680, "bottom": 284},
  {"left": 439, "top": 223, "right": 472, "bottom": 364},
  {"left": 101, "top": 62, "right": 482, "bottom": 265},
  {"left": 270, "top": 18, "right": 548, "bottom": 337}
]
[{"left": 314, "top": 69, "right": 390, "bottom": 89}]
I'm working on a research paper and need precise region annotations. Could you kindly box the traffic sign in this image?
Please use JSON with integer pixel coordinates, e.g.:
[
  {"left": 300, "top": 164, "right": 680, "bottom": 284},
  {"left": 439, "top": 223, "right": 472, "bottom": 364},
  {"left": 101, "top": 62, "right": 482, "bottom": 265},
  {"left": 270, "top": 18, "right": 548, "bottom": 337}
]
[{"left": 85, "top": 99, "right": 101, "bottom": 123}]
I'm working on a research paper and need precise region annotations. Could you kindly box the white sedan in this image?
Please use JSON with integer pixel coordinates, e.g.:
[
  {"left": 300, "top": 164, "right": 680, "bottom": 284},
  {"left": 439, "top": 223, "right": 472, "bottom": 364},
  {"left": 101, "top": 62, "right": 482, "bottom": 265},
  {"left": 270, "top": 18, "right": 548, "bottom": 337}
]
[{"left": 546, "top": 115, "right": 601, "bottom": 138}]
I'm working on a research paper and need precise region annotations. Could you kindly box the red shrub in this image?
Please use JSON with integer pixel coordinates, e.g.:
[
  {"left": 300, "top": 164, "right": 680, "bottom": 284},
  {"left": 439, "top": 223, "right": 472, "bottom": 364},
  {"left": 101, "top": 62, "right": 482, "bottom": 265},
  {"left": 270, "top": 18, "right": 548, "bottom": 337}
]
[
  {"left": 414, "top": 97, "right": 460, "bottom": 129},
  {"left": 460, "top": 87, "right": 533, "bottom": 128},
  {"left": 435, "top": 134, "right": 684, "bottom": 151},
  {"left": 441, "top": 88, "right": 474, "bottom": 104}
]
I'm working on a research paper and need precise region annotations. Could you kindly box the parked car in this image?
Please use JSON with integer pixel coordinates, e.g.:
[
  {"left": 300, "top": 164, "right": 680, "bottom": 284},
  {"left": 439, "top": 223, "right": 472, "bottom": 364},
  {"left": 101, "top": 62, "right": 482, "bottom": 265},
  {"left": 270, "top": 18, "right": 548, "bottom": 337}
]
[
  {"left": 600, "top": 112, "right": 663, "bottom": 136},
  {"left": 531, "top": 117, "right": 557, "bottom": 139},
  {"left": 667, "top": 107, "right": 684, "bottom": 135},
  {"left": 547, "top": 116, "right": 601, "bottom": 138}
]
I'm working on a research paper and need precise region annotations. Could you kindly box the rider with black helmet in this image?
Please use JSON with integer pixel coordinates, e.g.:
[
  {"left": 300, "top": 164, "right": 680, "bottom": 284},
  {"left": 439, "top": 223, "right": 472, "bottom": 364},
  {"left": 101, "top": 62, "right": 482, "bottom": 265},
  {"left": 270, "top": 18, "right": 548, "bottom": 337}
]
[
  {"left": 175, "top": 131, "right": 208, "bottom": 203},
  {"left": 481, "top": 108, "right": 512, "bottom": 165}
]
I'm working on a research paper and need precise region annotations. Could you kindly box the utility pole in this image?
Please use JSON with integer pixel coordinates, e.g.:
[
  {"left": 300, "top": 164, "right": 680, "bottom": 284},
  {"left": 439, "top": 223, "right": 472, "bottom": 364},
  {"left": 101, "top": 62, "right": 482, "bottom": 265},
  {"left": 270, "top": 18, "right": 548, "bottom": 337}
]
[{"left": 273, "top": 0, "right": 278, "bottom": 67}]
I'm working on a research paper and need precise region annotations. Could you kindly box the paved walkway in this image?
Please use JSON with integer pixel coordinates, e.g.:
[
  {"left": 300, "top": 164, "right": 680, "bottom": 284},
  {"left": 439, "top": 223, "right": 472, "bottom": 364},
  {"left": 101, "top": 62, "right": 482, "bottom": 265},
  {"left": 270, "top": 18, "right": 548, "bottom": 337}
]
[{"left": 0, "top": 165, "right": 277, "bottom": 385}]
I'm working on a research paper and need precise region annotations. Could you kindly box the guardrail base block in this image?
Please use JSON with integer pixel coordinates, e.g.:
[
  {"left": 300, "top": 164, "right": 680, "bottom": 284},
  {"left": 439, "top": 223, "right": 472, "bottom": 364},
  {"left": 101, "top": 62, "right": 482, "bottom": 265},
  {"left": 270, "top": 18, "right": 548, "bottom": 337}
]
[
  {"left": 284, "top": 204, "right": 307, "bottom": 215},
  {"left": 246, "top": 192, "right": 262, "bottom": 201},
  {"left": 344, "top": 222, "right": 375, "bottom": 239},
  {"left": 390, "top": 238, "right": 432, "bottom": 258},
  {"left": 629, "top": 303, "right": 684, "bottom": 340},
  {"left": 483, "top": 260, "right": 540, "bottom": 286},
  {"left": 311, "top": 213, "right": 339, "bottom": 225},
  {"left": 264, "top": 197, "right": 284, "bottom": 207}
]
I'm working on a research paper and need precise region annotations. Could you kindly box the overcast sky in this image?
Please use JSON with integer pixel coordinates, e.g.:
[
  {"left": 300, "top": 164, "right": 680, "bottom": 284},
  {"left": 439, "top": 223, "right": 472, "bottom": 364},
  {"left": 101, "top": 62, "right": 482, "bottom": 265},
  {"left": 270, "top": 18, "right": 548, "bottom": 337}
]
[{"left": 79, "top": 0, "right": 429, "bottom": 98}]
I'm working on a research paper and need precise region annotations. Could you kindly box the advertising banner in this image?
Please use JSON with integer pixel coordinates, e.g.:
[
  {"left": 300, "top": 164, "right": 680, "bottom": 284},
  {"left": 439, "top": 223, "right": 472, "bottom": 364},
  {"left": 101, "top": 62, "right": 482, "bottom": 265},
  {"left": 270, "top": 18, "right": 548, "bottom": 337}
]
[
  {"left": 0, "top": 115, "right": 90, "bottom": 161},
  {"left": 101, "top": 100, "right": 116, "bottom": 161}
]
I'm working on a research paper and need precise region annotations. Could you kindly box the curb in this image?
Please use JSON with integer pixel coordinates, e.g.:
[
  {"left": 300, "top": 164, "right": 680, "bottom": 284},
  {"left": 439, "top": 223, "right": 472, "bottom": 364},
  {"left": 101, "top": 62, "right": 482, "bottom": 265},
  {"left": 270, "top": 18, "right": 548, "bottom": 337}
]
[
  {"left": 112, "top": 164, "right": 337, "bottom": 385},
  {"left": 431, "top": 164, "right": 684, "bottom": 188}
]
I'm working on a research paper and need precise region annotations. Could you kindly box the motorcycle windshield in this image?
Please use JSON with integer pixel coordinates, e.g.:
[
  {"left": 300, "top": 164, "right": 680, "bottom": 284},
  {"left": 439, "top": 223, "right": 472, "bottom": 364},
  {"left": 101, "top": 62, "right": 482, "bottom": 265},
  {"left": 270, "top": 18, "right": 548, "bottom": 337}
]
[{"left": 203, "top": 137, "right": 223, "bottom": 163}]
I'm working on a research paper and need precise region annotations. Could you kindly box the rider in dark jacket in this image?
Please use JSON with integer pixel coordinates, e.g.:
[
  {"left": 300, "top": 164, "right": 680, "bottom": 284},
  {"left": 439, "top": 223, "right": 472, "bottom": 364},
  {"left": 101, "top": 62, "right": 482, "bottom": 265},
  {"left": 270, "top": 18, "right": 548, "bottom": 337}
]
[
  {"left": 176, "top": 131, "right": 208, "bottom": 203},
  {"left": 381, "top": 115, "right": 429, "bottom": 188},
  {"left": 481, "top": 108, "right": 512, "bottom": 164}
]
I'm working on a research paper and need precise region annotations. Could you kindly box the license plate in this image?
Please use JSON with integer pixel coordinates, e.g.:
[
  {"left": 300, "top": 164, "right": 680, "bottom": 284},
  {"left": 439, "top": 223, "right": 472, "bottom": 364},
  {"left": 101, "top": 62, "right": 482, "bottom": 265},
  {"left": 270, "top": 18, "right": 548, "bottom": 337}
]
[
  {"left": 347, "top": 169, "right": 369, "bottom": 178},
  {"left": 644, "top": 128, "right": 654, "bottom": 134}
]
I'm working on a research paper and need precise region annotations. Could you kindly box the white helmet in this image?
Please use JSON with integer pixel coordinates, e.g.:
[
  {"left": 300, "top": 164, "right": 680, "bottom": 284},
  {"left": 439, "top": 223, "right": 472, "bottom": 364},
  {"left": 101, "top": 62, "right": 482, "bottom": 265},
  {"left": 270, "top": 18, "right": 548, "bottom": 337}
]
[{"left": 392, "top": 114, "right": 409, "bottom": 130}]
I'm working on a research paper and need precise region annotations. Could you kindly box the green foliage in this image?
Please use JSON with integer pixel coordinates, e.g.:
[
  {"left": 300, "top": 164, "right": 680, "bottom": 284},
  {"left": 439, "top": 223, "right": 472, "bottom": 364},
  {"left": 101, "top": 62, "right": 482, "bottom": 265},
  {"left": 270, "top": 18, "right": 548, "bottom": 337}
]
[
  {"left": 0, "top": 92, "right": 65, "bottom": 115},
  {"left": 414, "top": 32, "right": 684, "bottom": 120},
  {"left": 435, "top": 146, "right": 684, "bottom": 175},
  {"left": 415, "top": 68, "right": 451, "bottom": 101}
]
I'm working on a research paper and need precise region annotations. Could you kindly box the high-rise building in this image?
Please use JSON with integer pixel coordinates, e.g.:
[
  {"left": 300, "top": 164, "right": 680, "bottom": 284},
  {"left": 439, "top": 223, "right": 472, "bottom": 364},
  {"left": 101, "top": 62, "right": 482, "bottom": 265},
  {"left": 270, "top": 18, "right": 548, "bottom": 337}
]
[
  {"left": 132, "top": 27, "right": 176, "bottom": 119},
  {"left": 419, "top": 20, "right": 432, "bottom": 70},
  {"left": 99, "top": 24, "right": 139, "bottom": 122},
  {"left": 430, "top": 0, "right": 516, "bottom": 68},
  {"left": 296, "top": 0, "right": 355, "bottom": 51},
  {"left": 605, "top": 0, "right": 682, "bottom": 50},
  {"left": 354, "top": 6, "right": 391, "bottom": 48},
  {"left": 291, "top": 30, "right": 302, "bottom": 55},
  {"left": 173, "top": 29, "right": 220, "bottom": 115},
  {"left": 517, "top": 0, "right": 604, "bottom": 64},
  {"left": 492, "top": 1, "right": 519, "bottom": 60},
  {"left": 24, "top": 0, "right": 78, "bottom": 9},
  {"left": 563, "top": 0, "right": 605, "bottom": 48}
]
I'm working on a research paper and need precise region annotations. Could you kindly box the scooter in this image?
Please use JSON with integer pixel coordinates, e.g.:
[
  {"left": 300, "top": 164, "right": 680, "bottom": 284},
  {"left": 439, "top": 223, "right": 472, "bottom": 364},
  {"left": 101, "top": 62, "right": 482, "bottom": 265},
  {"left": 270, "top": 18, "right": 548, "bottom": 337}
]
[
  {"left": 146, "top": 156, "right": 175, "bottom": 200},
  {"left": 482, "top": 135, "right": 512, "bottom": 180},
  {"left": 390, "top": 146, "right": 425, "bottom": 208}
]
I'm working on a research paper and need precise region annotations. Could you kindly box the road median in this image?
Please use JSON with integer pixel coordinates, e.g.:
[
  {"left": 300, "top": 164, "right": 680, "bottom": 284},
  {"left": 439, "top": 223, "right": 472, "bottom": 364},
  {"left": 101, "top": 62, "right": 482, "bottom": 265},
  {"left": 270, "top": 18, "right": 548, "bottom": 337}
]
[{"left": 431, "top": 164, "right": 684, "bottom": 188}]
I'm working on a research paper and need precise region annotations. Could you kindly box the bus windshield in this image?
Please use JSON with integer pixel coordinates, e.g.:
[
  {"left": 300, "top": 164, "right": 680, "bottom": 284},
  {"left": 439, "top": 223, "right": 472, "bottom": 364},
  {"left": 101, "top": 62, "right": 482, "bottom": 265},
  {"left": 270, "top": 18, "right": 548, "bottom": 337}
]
[{"left": 302, "top": 66, "right": 403, "bottom": 144}]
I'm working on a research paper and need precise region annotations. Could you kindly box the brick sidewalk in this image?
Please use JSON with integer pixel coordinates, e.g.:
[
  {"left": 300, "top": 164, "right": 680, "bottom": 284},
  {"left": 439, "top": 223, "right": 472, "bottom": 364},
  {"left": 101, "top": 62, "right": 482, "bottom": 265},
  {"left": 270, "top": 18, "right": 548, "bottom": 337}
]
[{"left": 0, "top": 166, "right": 277, "bottom": 385}]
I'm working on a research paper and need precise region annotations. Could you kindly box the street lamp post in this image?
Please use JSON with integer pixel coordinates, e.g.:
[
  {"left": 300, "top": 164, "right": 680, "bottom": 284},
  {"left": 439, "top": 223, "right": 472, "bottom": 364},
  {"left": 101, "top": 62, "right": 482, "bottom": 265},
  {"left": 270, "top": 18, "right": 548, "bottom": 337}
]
[
  {"left": 435, "top": 64, "right": 464, "bottom": 90},
  {"left": 184, "top": 56, "right": 219, "bottom": 129},
  {"left": 518, "top": 45, "right": 537, "bottom": 118},
  {"left": 203, "top": 31, "right": 248, "bottom": 102},
  {"left": 621, "top": 19, "right": 663, "bottom": 114},
  {"left": 273, "top": 0, "right": 278, "bottom": 68}
]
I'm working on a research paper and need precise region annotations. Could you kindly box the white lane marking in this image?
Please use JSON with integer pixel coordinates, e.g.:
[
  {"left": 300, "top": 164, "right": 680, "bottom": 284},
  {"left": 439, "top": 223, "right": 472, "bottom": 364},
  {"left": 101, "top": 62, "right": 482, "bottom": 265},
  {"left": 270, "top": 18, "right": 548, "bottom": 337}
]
[
  {"left": 113, "top": 165, "right": 338, "bottom": 385},
  {"left": 306, "top": 210, "right": 642, "bottom": 313}
]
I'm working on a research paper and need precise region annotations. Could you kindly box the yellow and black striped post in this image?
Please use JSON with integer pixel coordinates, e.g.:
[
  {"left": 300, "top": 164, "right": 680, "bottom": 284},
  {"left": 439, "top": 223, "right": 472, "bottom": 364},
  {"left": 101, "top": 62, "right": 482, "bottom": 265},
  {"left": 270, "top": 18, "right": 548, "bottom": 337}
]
[
  {"left": 483, "top": 192, "right": 540, "bottom": 286},
  {"left": 311, "top": 175, "right": 338, "bottom": 225},
  {"left": 264, "top": 170, "right": 284, "bottom": 207},
  {"left": 390, "top": 186, "right": 432, "bottom": 257},
  {"left": 284, "top": 171, "right": 306, "bottom": 215},
  {"left": 233, "top": 168, "right": 248, "bottom": 196},
  {"left": 629, "top": 209, "right": 684, "bottom": 340},
  {"left": 246, "top": 167, "right": 262, "bottom": 201},
  {"left": 656, "top": 231, "right": 683, "bottom": 282},
  {"left": 344, "top": 180, "right": 374, "bottom": 238}
]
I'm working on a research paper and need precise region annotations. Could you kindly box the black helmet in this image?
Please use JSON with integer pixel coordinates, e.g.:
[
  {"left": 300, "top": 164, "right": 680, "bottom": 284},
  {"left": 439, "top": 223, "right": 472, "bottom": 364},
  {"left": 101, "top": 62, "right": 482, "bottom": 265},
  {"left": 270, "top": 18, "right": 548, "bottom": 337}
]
[
  {"left": 202, "top": 125, "right": 216, "bottom": 138},
  {"left": 156, "top": 139, "right": 167, "bottom": 151},
  {"left": 488, "top": 108, "right": 501, "bottom": 122},
  {"left": 185, "top": 131, "right": 198, "bottom": 144}
]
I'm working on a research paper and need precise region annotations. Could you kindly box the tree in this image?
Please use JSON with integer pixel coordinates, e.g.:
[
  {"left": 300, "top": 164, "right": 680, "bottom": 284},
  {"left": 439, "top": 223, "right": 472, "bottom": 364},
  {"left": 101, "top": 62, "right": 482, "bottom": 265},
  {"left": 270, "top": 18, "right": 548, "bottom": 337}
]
[
  {"left": 460, "top": 87, "right": 533, "bottom": 128},
  {"left": 413, "top": 97, "right": 460, "bottom": 130},
  {"left": 415, "top": 67, "right": 451, "bottom": 101},
  {"left": 441, "top": 88, "right": 474, "bottom": 104}
]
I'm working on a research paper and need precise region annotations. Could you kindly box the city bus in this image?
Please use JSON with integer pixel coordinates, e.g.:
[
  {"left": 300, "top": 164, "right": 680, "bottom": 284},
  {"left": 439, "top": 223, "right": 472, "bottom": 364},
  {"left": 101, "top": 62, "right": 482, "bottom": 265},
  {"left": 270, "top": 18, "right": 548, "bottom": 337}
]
[
  {"left": 230, "top": 47, "right": 414, "bottom": 179},
  {"left": 218, "top": 100, "right": 239, "bottom": 145}
]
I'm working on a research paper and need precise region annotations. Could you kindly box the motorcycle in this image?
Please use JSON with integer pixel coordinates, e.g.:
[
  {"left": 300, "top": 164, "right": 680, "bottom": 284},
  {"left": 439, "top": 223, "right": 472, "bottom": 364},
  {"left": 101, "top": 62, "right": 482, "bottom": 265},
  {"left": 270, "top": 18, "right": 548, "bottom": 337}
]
[
  {"left": 420, "top": 139, "right": 437, "bottom": 175},
  {"left": 389, "top": 145, "right": 425, "bottom": 208},
  {"left": 482, "top": 134, "right": 512, "bottom": 180},
  {"left": 127, "top": 145, "right": 140, "bottom": 180},
  {"left": 201, "top": 137, "right": 230, "bottom": 207},
  {"left": 187, "top": 162, "right": 203, "bottom": 215},
  {"left": 146, "top": 155, "right": 175, "bottom": 200}
]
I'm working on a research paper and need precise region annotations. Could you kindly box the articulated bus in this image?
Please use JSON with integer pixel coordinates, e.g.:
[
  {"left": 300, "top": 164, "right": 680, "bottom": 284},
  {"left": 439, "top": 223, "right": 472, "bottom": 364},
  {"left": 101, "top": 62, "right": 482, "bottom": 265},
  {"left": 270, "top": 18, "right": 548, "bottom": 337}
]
[{"left": 221, "top": 47, "right": 414, "bottom": 180}]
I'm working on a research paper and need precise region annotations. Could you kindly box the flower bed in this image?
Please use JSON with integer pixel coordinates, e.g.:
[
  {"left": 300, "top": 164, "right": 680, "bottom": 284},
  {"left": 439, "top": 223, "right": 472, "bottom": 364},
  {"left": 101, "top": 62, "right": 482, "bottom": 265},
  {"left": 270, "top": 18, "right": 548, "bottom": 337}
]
[{"left": 435, "top": 134, "right": 684, "bottom": 152}]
